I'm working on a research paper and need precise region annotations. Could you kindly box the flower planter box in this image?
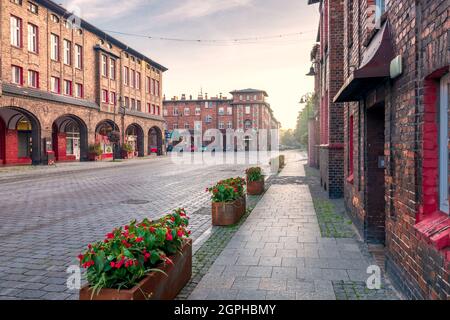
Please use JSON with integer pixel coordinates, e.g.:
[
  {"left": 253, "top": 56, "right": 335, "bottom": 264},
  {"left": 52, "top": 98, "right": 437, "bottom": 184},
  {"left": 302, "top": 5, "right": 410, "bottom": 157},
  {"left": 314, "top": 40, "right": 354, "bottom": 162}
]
[
  {"left": 88, "top": 153, "right": 102, "bottom": 162},
  {"left": 247, "top": 179, "right": 265, "bottom": 195},
  {"left": 212, "top": 197, "right": 246, "bottom": 226},
  {"left": 79, "top": 239, "right": 192, "bottom": 300}
]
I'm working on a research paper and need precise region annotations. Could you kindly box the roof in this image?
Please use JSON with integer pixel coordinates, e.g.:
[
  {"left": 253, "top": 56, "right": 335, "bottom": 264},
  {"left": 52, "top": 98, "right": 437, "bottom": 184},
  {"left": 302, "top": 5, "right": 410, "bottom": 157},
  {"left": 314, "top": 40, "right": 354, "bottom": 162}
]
[
  {"left": 35, "top": 0, "right": 168, "bottom": 72},
  {"left": 230, "top": 89, "right": 268, "bottom": 97},
  {"left": 2, "top": 83, "right": 99, "bottom": 109},
  {"left": 334, "top": 22, "right": 395, "bottom": 103}
]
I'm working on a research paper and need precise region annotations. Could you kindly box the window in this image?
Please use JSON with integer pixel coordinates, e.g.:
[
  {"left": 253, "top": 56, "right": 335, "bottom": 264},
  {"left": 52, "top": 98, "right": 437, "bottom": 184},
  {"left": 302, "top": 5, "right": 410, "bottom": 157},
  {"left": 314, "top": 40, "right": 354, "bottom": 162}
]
[
  {"left": 245, "top": 120, "right": 252, "bottom": 129},
  {"left": 184, "top": 123, "right": 190, "bottom": 129},
  {"left": 155, "top": 80, "right": 160, "bottom": 96},
  {"left": 245, "top": 106, "right": 251, "bottom": 115},
  {"left": 173, "top": 108, "right": 179, "bottom": 116},
  {"left": 147, "top": 103, "right": 151, "bottom": 113},
  {"left": 151, "top": 79, "right": 156, "bottom": 95},
  {"left": 11, "top": 65, "right": 23, "bottom": 85},
  {"left": 130, "top": 70, "right": 135, "bottom": 88},
  {"left": 27, "top": 70, "right": 38, "bottom": 88},
  {"left": 124, "top": 97, "right": 129, "bottom": 109},
  {"left": 63, "top": 80, "right": 72, "bottom": 96},
  {"left": 136, "top": 72, "right": 141, "bottom": 90},
  {"left": 239, "top": 95, "right": 243, "bottom": 101},
  {"left": 28, "top": 2, "right": 38, "bottom": 14},
  {"left": 254, "top": 94, "right": 257, "bottom": 100},
  {"left": 27, "top": 24, "right": 38, "bottom": 53},
  {"left": 102, "top": 89, "right": 108, "bottom": 103},
  {"left": 110, "top": 59, "right": 116, "bottom": 80},
  {"left": 10, "top": 16, "right": 22, "bottom": 47},
  {"left": 227, "top": 121, "right": 233, "bottom": 129},
  {"left": 219, "top": 122, "right": 225, "bottom": 129},
  {"left": 123, "top": 67, "right": 129, "bottom": 85},
  {"left": 195, "top": 108, "right": 201, "bottom": 116},
  {"left": 110, "top": 92, "right": 116, "bottom": 105},
  {"left": 75, "top": 83, "right": 83, "bottom": 98},
  {"left": 227, "top": 107, "right": 233, "bottom": 115},
  {"left": 439, "top": 74, "right": 449, "bottom": 214},
  {"left": 348, "top": 115, "right": 354, "bottom": 180},
  {"left": 11, "top": 0, "right": 22, "bottom": 5},
  {"left": 152, "top": 105, "right": 156, "bottom": 114},
  {"left": 146, "top": 77, "right": 151, "bottom": 93},
  {"left": 137, "top": 100, "right": 141, "bottom": 111},
  {"left": 173, "top": 124, "right": 178, "bottom": 130},
  {"left": 375, "top": 0, "right": 387, "bottom": 28},
  {"left": 63, "top": 40, "right": 71, "bottom": 65},
  {"left": 75, "top": 45, "right": 83, "bottom": 69},
  {"left": 156, "top": 106, "right": 160, "bottom": 115},
  {"left": 50, "top": 76, "right": 60, "bottom": 93},
  {"left": 101, "top": 54, "right": 108, "bottom": 77},
  {"left": 50, "top": 34, "right": 59, "bottom": 61},
  {"left": 246, "top": 95, "right": 250, "bottom": 101},
  {"left": 205, "top": 115, "right": 212, "bottom": 123},
  {"left": 184, "top": 108, "right": 190, "bottom": 116},
  {"left": 50, "top": 14, "right": 59, "bottom": 23},
  {"left": 163, "top": 109, "right": 168, "bottom": 116},
  {"left": 131, "top": 98, "right": 136, "bottom": 110},
  {"left": 218, "top": 107, "right": 224, "bottom": 116}
]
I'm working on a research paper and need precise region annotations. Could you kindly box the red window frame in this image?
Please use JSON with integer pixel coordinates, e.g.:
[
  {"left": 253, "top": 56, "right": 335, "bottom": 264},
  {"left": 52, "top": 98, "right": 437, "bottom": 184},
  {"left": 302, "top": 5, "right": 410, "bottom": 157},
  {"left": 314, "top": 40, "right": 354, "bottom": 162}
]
[
  {"left": 27, "top": 23, "right": 39, "bottom": 54},
  {"left": 11, "top": 15, "right": 23, "bottom": 48},
  {"left": 28, "top": 70, "right": 39, "bottom": 88},
  {"left": 11, "top": 65, "right": 23, "bottom": 85}
]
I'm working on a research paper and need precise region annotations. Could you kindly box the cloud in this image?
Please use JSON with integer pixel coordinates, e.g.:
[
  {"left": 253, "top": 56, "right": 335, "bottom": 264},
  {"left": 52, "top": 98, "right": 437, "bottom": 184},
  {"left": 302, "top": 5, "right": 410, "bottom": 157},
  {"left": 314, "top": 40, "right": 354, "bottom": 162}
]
[
  {"left": 154, "top": 0, "right": 253, "bottom": 23},
  {"left": 64, "top": 0, "right": 147, "bottom": 20}
]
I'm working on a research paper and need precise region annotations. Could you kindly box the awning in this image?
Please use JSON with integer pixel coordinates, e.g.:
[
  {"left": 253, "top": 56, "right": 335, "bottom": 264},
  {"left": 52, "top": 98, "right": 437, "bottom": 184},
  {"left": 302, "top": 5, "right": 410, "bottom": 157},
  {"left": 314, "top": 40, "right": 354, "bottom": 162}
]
[{"left": 334, "top": 22, "right": 395, "bottom": 103}]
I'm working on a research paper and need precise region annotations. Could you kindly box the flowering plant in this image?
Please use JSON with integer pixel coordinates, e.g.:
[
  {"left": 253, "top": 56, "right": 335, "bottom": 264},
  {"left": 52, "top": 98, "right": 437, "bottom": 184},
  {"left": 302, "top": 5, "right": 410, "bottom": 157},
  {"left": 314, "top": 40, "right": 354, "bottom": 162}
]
[
  {"left": 78, "top": 208, "right": 190, "bottom": 295},
  {"left": 246, "top": 167, "right": 264, "bottom": 182},
  {"left": 207, "top": 177, "right": 246, "bottom": 203}
]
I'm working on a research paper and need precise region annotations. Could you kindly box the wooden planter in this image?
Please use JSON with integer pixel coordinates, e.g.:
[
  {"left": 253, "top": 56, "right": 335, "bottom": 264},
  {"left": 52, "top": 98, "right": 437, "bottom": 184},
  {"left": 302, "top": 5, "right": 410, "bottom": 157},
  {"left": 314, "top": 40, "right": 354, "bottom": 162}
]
[
  {"left": 79, "top": 239, "right": 192, "bottom": 300},
  {"left": 247, "top": 179, "right": 265, "bottom": 195},
  {"left": 212, "top": 197, "right": 246, "bottom": 226}
]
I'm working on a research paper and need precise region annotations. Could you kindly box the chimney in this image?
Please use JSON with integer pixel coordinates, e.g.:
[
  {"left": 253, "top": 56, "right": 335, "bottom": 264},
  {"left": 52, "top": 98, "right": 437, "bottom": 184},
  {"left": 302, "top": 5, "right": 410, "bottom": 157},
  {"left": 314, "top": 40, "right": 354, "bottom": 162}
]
[
  {"left": 181, "top": 94, "right": 186, "bottom": 100},
  {"left": 190, "top": 95, "right": 193, "bottom": 100},
  {"left": 205, "top": 93, "right": 208, "bottom": 100},
  {"left": 219, "top": 93, "right": 222, "bottom": 99}
]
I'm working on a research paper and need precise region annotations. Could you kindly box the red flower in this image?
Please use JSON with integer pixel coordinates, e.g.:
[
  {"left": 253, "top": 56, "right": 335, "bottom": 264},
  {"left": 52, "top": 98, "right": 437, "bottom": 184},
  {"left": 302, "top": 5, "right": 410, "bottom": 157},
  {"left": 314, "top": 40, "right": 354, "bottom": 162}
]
[
  {"left": 106, "top": 233, "right": 114, "bottom": 239},
  {"left": 166, "top": 233, "right": 173, "bottom": 241},
  {"left": 110, "top": 262, "right": 115, "bottom": 268},
  {"left": 177, "top": 229, "right": 184, "bottom": 237},
  {"left": 87, "top": 244, "right": 92, "bottom": 249},
  {"left": 149, "top": 227, "right": 156, "bottom": 233},
  {"left": 78, "top": 254, "right": 84, "bottom": 261},
  {"left": 135, "top": 237, "right": 144, "bottom": 243}
]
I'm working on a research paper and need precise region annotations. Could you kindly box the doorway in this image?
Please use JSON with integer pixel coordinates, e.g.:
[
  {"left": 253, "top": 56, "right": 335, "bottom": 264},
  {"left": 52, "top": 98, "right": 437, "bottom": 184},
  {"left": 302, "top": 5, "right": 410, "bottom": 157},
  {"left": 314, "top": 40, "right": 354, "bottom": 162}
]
[{"left": 366, "top": 103, "right": 386, "bottom": 244}]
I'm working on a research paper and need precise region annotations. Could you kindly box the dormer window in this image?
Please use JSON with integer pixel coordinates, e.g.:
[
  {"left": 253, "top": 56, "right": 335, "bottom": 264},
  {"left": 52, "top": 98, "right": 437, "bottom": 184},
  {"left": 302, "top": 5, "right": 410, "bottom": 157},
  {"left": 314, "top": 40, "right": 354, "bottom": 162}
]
[{"left": 28, "top": 2, "right": 38, "bottom": 14}]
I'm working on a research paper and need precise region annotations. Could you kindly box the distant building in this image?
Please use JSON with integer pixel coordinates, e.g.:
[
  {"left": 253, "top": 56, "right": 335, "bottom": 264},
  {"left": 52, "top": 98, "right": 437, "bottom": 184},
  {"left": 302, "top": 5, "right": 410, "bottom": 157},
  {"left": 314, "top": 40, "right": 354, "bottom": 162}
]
[{"left": 163, "top": 89, "right": 280, "bottom": 151}]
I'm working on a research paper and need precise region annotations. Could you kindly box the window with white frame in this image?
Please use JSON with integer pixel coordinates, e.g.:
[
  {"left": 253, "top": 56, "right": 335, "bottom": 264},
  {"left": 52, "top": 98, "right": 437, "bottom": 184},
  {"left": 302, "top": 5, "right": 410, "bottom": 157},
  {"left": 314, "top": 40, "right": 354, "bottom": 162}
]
[
  {"left": 184, "top": 107, "right": 190, "bottom": 116},
  {"left": 218, "top": 107, "right": 224, "bottom": 116},
  {"left": 184, "top": 123, "right": 190, "bottom": 129},
  {"left": 136, "top": 72, "right": 141, "bottom": 90},
  {"left": 102, "top": 89, "right": 108, "bottom": 103},
  {"left": 227, "top": 107, "right": 233, "bottom": 115},
  {"left": 28, "top": 70, "right": 38, "bottom": 88},
  {"left": 110, "top": 92, "right": 116, "bottom": 105},
  {"left": 63, "top": 80, "right": 72, "bottom": 96},
  {"left": 101, "top": 54, "right": 108, "bottom": 77},
  {"left": 10, "top": 16, "right": 22, "bottom": 47},
  {"left": 245, "top": 106, "right": 251, "bottom": 115},
  {"left": 375, "top": 0, "right": 388, "bottom": 28},
  {"left": 110, "top": 59, "right": 116, "bottom": 80},
  {"left": 219, "top": 122, "right": 225, "bottom": 129},
  {"left": 50, "top": 76, "right": 60, "bottom": 93},
  {"left": 27, "top": 23, "right": 38, "bottom": 53},
  {"left": 11, "top": 65, "right": 23, "bottom": 85},
  {"left": 173, "top": 108, "right": 179, "bottom": 116},
  {"left": 50, "top": 34, "right": 59, "bottom": 61},
  {"left": 123, "top": 67, "right": 129, "bottom": 85},
  {"left": 227, "top": 121, "right": 233, "bottom": 129},
  {"left": 195, "top": 108, "right": 201, "bottom": 115},
  {"left": 130, "top": 70, "right": 135, "bottom": 88},
  {"left": 439, "top": 74, "right": 449, "bottom": 214},
  {"left": 28, "top": 2, "right": 38, "bottom": 14},
  {"left": 63, "top": 40, "right": 71, "bottom": 65},
  {"left": 75, "top": 83, "right": 83, "bottom": 98},
  {"left": 75, "top": 44, "right": 83, "bottom": 69}
]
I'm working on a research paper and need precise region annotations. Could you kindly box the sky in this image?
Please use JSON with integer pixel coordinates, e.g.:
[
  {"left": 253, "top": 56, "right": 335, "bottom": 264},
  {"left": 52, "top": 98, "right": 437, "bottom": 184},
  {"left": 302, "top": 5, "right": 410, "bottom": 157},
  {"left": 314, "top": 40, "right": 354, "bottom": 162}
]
[{"left": 63, "top": 0, "right": 320, "bottom": 129}]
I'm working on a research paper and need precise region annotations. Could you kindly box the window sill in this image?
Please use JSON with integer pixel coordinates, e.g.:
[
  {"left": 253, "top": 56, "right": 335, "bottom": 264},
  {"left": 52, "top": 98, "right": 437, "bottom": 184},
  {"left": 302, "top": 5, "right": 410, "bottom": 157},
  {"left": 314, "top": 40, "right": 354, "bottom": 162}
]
[{"left": 415, "top": 211, "right": 450, "bottom": 255}]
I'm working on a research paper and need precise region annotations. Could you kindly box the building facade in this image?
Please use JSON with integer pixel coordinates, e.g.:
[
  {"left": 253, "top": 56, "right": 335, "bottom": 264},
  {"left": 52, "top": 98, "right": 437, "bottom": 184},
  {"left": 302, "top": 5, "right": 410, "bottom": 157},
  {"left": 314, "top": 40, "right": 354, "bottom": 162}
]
[
  {"left": 0, "top": 0, "right": 166, "bottom": 165},
  {"left": 308, "top": 0, "right": 345, "bottom": 198},
  {"left": 163, "top": 89, "right": 280, "bottom": 151},
  {"left": 333, "top": 0, "right": 449, "bottom": 299}
]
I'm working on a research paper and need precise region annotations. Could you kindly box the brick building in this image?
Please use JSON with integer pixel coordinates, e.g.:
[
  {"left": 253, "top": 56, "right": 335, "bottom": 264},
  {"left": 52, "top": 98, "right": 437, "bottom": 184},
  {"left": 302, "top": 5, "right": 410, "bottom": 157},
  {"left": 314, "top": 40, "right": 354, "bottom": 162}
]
[
  {"left": 308, "top": 0, "right": 345, "bottom": 199},
  {"left": 0, "top": 0, "right": 167, "bottom": 165},
  {"left": 332, "top": 0, "right": 449, "bottom": 299},
  {"left": 163, "top": 89, "right": 280, "bottom": 151}
]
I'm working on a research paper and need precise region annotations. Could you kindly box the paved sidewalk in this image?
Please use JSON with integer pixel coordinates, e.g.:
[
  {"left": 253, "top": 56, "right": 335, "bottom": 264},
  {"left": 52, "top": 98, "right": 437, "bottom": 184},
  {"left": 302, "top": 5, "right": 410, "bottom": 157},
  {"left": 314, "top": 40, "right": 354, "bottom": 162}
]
[{"left": 189, "top": 155, "right": 397, "bottom": 300}]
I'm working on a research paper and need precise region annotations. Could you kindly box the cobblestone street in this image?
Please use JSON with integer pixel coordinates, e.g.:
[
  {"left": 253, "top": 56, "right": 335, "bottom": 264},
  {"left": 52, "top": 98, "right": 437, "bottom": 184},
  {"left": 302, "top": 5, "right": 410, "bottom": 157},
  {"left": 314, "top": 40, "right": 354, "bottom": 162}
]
[{"left": 0, "top": 155, "right": 270, "bottom": 300}]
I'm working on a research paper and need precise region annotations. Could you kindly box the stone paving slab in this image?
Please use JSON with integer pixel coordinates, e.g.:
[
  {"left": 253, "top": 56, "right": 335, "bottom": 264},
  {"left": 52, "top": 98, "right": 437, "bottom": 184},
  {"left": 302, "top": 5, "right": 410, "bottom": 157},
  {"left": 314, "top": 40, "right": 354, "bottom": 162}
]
[{"left": 189, "top": 153, "right": 401, "bottom": 300}]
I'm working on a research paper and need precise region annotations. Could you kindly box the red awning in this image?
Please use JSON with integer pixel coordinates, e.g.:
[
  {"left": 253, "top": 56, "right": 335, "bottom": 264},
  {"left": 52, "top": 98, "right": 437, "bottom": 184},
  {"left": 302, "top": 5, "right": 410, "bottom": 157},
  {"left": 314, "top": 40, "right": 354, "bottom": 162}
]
[{"left": 334, "top": 22, "right": 395, "bottom": 103}]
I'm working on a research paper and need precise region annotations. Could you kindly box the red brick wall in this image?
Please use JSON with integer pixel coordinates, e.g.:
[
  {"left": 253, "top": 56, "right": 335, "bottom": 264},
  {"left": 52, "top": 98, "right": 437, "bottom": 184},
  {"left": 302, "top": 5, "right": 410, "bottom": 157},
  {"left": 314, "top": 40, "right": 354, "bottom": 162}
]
[{"left": 342, "top": 0, "right": 450, "bottom": 299}]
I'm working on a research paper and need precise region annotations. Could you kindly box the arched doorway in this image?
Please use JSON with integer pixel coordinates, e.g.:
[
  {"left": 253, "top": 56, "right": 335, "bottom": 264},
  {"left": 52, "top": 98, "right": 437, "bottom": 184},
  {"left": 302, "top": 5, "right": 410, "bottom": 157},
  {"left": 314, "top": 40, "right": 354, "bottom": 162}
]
[
  {"left": 148, "top": 126, "right": 163, "bottom": 156},
  {"left": 125, "top": 124, "right": 144, "bottom": 157},
  {"left": 95, "top": 120, "right": 120, "bottom": 160},
  {"left": 0, "top": 107, "right": 41, "bottom": 165},
  {"left": 52, "top": 115, "right": 88, "bottom": 162}
]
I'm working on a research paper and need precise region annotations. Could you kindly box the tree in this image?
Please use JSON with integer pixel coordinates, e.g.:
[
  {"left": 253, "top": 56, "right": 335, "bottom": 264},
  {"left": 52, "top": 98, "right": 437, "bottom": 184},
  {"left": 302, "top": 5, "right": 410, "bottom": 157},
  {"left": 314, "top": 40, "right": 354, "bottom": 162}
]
[{"left": 295, "top": 93, "right": 315, "bottom": 148}]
